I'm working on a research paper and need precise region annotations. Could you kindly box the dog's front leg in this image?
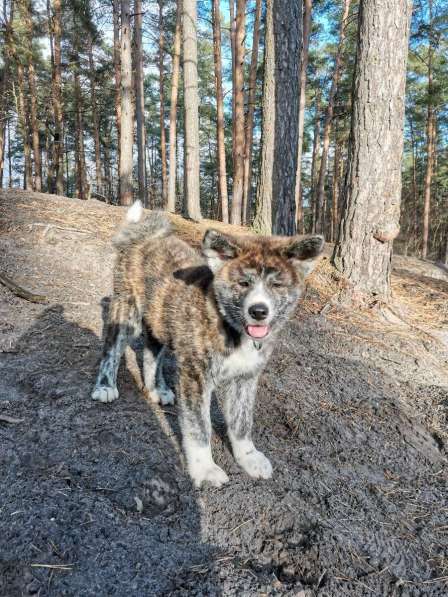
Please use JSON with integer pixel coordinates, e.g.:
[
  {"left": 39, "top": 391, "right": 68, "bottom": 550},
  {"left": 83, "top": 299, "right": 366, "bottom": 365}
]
[
  {"left": 224, "top": 376, "right": 273, "bottom": 480},
  {"left": 179, "top": 373, "right": 229, "bottom": 488}
]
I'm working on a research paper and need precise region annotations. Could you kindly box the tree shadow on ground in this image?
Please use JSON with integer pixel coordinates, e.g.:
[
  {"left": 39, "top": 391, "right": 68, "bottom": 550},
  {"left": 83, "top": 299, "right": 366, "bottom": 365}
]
[{"left": 0, "top": 302, "right": 222, "bottom": 596}]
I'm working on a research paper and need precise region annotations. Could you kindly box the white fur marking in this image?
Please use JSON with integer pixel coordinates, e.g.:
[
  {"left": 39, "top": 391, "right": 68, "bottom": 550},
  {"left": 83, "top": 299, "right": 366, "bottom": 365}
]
[
  {"left": 220, "top": 337, "right": 264, "bottom": 381},
  {"left": 230, "top": 435, "right": 273, "bottom": 479},
  {"left": 126, "top": 200, "right": 143, "bottom": 223},
  {"left": 184, "top": 441, "right": 229, "bottom": 488},
  {"left": 244, "top": 282, "right": 273, "bottom": 323},
  {"left": 92, "top": 386, "right": 119, "bottom": 403}
]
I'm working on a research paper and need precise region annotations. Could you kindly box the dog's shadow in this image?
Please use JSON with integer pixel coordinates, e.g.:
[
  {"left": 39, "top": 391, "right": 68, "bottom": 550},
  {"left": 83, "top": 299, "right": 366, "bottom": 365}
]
[{"left": 2, "top": 301, "right": 223, "bottom": 596}]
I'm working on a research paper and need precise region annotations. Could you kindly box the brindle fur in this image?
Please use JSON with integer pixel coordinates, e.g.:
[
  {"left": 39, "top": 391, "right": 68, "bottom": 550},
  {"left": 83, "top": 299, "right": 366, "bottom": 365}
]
[{"left": 92, "top": 205, "right": 324, "bottom": 487}]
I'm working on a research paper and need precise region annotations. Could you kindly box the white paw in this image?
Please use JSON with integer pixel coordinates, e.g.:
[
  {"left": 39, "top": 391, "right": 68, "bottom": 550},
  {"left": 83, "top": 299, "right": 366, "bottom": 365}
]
[
  {"left": 238, "top": 449, "right": 273, "bottom": 479},
  {"left": 159, "top": 387, "right": 175, "bottom": 406},
  {"left": 189, "top": 462, "right": 229, "bottom": 488},
  {"left": 92, "top": 386, "right": 119, "bottom": 403}
]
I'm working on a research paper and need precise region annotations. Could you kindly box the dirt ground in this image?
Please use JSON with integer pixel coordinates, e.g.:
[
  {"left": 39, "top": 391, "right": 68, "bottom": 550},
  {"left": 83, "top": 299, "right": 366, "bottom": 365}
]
[{"left": 1, "top": 189, "right": 447, "bottom": 597}]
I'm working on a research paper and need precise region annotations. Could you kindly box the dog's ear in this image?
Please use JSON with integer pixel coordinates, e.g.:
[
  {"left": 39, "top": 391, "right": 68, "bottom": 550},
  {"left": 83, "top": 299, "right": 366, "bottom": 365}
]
[
  {"left": 280, "top": 235, "right": 325, "bottom": 277},
  {"left": 202, "top": 230, "right": 241, "bottom": 272}
]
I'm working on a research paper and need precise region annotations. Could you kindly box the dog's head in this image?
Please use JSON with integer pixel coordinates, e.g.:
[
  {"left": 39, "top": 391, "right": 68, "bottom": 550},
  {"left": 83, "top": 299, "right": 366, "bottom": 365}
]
[{"left": 202, "top": 230, "right": 324, "bottom": 341}]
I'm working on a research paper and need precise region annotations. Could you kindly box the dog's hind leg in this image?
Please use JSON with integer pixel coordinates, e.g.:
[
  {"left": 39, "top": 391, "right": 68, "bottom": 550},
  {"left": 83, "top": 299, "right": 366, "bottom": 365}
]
[
  {"left": 143, "top": 326, "right": 175, "bottom": 406},
  {"left": 92, "top": 297, "right": 141, "bottom": 403}
]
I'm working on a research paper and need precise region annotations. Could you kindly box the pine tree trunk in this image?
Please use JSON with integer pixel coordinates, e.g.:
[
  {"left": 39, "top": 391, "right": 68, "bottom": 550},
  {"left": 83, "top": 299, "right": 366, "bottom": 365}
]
[
  {"left": 167, "top": 0, "right": 182, "bottom": 212},
  {"left": 229, "top": 0, "right": 236, "bottom": 169},
  {"left": 331, "top": 137, "right": 341, "bottom": 243},
  {"left": 15, "top": 64, "right": 33, "bottom": 190},
  {"left": 272, "top": 0, "right": 302, "bottom": 236},
  {"left": 332, "top": 0, "right": 412, "bottom": 300},
  {"left": 252, "top": 0, "right": 275, "bottom": 234},
  {"left": 182, "top": 0, "right": 202, "bottom": 219},
  {"left": 230, "top": 0, "right": 246, "bottom": 225},
  {"left": 422, "top": 3, "right": 435, "bottom": 260},
  {"left": 315, "top": 0, "right": 350, "bottom": 234},
  {"left": 119, "top": 0, "right": 134, "bottom": 205},
  {"left": 158, "top": 0, "right": 168, "bottom": 205},
  {"left": 135, "top": 0, "right": 146, "bottom": 205},
  {"left": 212, "top": 0, "right": 229, "bottom": 223},
  {"left": 20, "top": 0, "right": 42, "bottom": 191},
  {"left": 113, "top": 0, "right": 122, "bottom": 197},
  {"left": 88, "top": 37, "right": 103, "bottom": 196},
  {"left": 242, "top": 0, "right": 261, "bottom": 225},
  {"left": 51, "top": 0, "right": 64, "bottom": 195},
  {"left": 294, "top": 0, "right": 312, "bottom": 234},
  {"left": 310, "top": 91, "right": 321, "bottom": 233},
  {"left": 74, "top": 66, "right": 87, "bottom": 200}
]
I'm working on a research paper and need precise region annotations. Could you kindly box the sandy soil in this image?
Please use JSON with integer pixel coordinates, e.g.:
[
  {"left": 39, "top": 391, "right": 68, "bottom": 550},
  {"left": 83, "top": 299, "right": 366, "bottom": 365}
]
[{"left": 1, "top": 189, "right": 447, "bottom": 596}]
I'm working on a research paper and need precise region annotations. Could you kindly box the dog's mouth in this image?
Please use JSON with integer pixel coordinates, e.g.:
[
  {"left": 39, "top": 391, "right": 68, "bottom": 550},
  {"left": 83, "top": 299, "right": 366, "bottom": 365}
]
[{"left": 245, "top": 324, "right": 270, "bottom": 339}]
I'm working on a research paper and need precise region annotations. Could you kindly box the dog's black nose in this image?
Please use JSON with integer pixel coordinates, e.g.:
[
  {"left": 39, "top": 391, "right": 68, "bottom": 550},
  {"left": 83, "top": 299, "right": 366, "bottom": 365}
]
[{"left": 248, "top": 303, "right": 269, "bottom": 321}]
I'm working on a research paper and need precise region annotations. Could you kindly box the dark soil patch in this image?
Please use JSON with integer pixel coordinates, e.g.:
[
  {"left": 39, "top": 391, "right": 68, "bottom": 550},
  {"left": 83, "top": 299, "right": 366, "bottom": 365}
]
[{"left": 1, "top": 190, "right": 447, "bottom": 596}]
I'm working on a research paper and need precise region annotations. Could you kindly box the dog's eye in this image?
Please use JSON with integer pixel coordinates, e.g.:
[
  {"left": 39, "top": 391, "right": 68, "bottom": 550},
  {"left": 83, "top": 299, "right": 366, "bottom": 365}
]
[
  {"left": 238, "top": 279, "right": 250, "bottom": 288},
  {"left": 271, "top": 279, "right": 286, "bottom": 288}
]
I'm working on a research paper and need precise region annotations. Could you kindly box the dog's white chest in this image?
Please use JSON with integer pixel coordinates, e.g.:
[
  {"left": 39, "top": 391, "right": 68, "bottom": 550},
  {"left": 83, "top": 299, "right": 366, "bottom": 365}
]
[{"left": 219, "top": 340, "right": 264, "bottom": 381}]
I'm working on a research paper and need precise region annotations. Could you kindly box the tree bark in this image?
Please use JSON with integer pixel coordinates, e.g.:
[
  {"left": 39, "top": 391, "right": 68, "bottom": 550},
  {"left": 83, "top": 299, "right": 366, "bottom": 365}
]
[
  {"left": 242, "top": 0, "right": 261, "bottom": 224},
  {"left": 422, "top": 0, "right": 435, "bottom": 260},
  {"left": 252, "top": 0, "right": 275, "bottom": 234},
  {"left": 315, "top": 0, "right": 350, "bottom": 234},
  {"left": 88, "top": 36, "right": 103, "bottom": 196},
  {"left": 134, "top": 0, "right": 146, "bottom": 205},
  {"left": 272, "top": 0, "right": 302, "bottom": 235},
  {"left": 229, "top": 0, "right": 236, "bottom": 169},
  {"left": 332, "top": 0, "right": 412, "bottom": 300},
  {"left": 212, "top": 0, "right": 229, "bottom": 223},
  {"left": 158, "top": 0, "right": 168, "bottom": 205},
  {"left": 50, "top": 0, "right": 64, "bottom": 195},
  {"left": 310, "top": 90, "right": 321, "bottom": 233},
  {"left": 19, "top": 0, "right": 42, "bottom": 191},
  {"left": 230, "top": 0, "right": 246, "bottom": 225},
  {"left": 119, "top": 0, "right": 134, "bottom": 205},
  {"left": 182, "top": 0, "right": 202, "bottom": 219},
  {"left": 294, "top": 0, "right": 312, "bottom": 233},
  {"left": 167, "top": 0, "right": 182, "bottom": 212},
  {"left": 113, "top": 0, "right": 122, "bottom": 196},
  {"left": 74, "top": 65, "right": 88, "bottom": 200},
  {"left": 330, "top": 136, "right": 342, "bottom": 243}
]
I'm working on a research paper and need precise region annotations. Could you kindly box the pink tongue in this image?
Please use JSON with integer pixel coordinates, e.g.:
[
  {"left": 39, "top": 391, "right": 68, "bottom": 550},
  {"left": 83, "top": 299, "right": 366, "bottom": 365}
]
[{"left": 247, "top": 325, "right": 269, "bottom": 339}]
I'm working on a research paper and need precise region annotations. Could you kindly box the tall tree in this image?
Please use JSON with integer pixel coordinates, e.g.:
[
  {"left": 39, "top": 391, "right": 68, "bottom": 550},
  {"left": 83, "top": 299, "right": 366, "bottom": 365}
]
[
  {"left": 88, "top": 36, "right": 103, "bottom": 196},
  {"left": 272, "top": 0, "right": 302, "bottom": 235},
  {"left": 159, "top": 0, "right": 168, "bottom": 205},
  {"left": 253, "top": 0, "right": 275, "bottom": 234},
  {"left": 422, "top": 0, "right": 435, "bottom": 259},
  {"left": 134, "top": 0, "right": 146, "bottom": 205},
  {"left": 167, "top": 0, "right": 182, "bottom": 212},
  {"left": 315, "top": 0, "right": 351, "bottom": 234},
  {"left": 333, "top": 0, "right": 412, "bottom": 299},
  {"left": 19, "top": 0, "right": 42, "bottom": 191},
  {"left": 294, "top": 0, "right": 312, "bottom": 233},
  {"left": 50, "top": 0, "right": 64, "bottom": 195},
  {"left": 242, "top": 0, "right": 262, "bottom": 224},
  {"left": 230, "top": 0, "right": 246, "bottom": 225},
  {"left": 182, "top": 0, "right": 202, "bottom": 219},
  {"left": 113, "top": 0, "right": 122, "bottom": 195},
  {"left": 119, "top": 0, "right": 133, "bottom": 205},
  {"left": 212, "top": 0, "right": 229, "bottom": 223}
]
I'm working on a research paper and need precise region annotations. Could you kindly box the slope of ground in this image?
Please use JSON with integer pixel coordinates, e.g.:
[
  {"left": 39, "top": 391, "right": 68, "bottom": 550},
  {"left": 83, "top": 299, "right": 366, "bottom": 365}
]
[{"left": 0, "top": 189, "right": 447, "bottom": 597}]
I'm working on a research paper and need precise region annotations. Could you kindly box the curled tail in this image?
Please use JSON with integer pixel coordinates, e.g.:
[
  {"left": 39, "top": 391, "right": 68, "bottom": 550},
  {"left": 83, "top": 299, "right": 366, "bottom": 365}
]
[{"left": 113, "top": 201, "right": 172, "bottom": 249}]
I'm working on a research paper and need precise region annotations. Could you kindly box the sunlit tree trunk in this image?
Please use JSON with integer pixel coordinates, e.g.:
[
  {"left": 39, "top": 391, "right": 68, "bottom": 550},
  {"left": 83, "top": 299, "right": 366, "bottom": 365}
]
[
  {"left": 182, "top": 0, "right": 202, "bottom": 219},
  {"left": 50, "top": 0, "right": 64, "bottom": 195},
  {"left": 113, "top": 0, "right": 122, "bottom": 196},
  {"left": 119, "top": 0, "right": 134, "bottom": 205},
  {"left": 167, "top": 0, "right": 182, "bottom": 212},
  {"left": 333, "top": 0, "right": 412, "bottom": 300},
  {"left": 135, "top": 0, "right": 146, "bottom": 205},
  {"left": 212, "top": 0, "right": 229, "bottom": 223},
  {"left": 242, "top": 0, "right": 261, "bottom": 225},
  {"left": 294, "top": 0, "right": 312, "bottom": 233},
  {"left": 310, "top": 91, "right": 321, "bottom": 233},
  {"left": 230, "top": 0, "right": 246, "bottom": 225},
  {"left": 159, "top": 0, "right": 168, "bottom": 205},
  {"left": 315, "top": 0, "right": 351, "bottom": 234},
  {"left": 88, "top": 37, "right": 103, "bottom": 196}
]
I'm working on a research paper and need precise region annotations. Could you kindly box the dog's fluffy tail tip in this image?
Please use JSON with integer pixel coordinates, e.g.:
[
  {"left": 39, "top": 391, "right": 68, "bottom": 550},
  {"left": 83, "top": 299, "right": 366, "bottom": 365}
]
[{"left": 126, "top": 200, "right": 144, "bottom": 224}]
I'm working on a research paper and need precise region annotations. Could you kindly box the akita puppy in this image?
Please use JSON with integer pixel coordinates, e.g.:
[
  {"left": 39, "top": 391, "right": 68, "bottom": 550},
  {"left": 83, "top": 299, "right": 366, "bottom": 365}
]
[{"left": 92, "top": 201, "right": 324, "bottom": 488}]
